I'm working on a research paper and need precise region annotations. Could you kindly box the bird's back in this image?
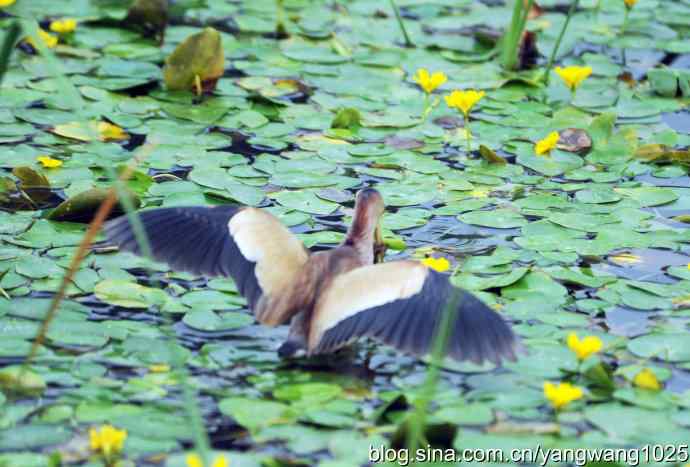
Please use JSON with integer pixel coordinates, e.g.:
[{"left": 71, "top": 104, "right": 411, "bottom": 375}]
[{"left": 263, "top": 245, "right": 368, "bottom": 339}]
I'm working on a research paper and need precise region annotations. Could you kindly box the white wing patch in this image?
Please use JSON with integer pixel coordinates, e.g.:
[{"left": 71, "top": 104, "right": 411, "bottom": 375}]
[
  {"left": 309, "top": 261, "right": 428, "bottom": 348},
  {"left": 229, "top": 208, "right": 308, "bottom": 295}
]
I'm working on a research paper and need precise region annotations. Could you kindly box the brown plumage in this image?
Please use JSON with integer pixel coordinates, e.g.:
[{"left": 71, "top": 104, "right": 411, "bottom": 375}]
[{"left": 104, "top": 188, "right": 518, "bottom": 365}]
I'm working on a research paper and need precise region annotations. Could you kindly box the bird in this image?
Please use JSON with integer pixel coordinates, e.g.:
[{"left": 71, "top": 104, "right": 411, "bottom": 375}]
[{"left": 103, "top": 188, "right": 518, "bottom": 365}]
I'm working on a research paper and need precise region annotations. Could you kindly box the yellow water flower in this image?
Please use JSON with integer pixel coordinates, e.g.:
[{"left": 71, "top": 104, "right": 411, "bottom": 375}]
[
  {"left": 470, "top": 187, "right": 491, "bottom": 198},
  {"left": 623, "top": 0, "right": 637, "bottom": 8},
  {"left": 26, "top": 29, "right": 58, "bottom": 49},
  {"left": 687, "top": 263, "right": 690, "bottom": 271},
  {"left": 445, "top": 89, "right": 486, "bottom": 153},
  {"left": 554, "top": 66, "right": 592, "bottom": 92},
  {"left": 567, "top": 332, "right": 603, "bottom": 361},
  {"left": 37, "top": 156, "right": 63, "bottom": 169},
  {"left": 543, "top": 381, "right": 583, "bottom": 410},
  {"left": 421, "top": 256, "right": 450, "bottom": 273},
  {"left": 148, "top": 364, "right": 170, "bottom": 373},
  {"left": 98, "top": 121, "right": 128, "bottom": 141},
  {"left": 444, "top": 89, "right": 485, "bottom": 117},
  {"left": 0, "top": 0, "right": 16, "bottom": 7},
  {"left": 609, "top": 252, "right": 642, "bottom": 265},
  {"left": 89, "top": 425, "right": 127, "bottom": 458},
  {"left": 186, "top": 453, "right": 229, "bottom": 467},
  {"left": 50, "top": 18, "right": 78, "bottom": 34},
  {"left": 633, "top": 368, "right": 661, "bottom": 391},
  {"left": 535, "top": 131, "right": 560, "bottom": 156},
  {"left": 413, "top": 68, "right": 447, "bottom": 94}
]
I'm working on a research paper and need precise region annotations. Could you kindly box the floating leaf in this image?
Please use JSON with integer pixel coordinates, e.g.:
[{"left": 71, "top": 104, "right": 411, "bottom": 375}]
[
  {"left": 11, "top": 166, "right": 52, "bottom": 205},
  {"left": 478, "top": 145, "right": 506, "bottom": 165},
  {"left": 614, "top": 186, "right": 679, "bottom": 207},
  {"left": 331, "top": 108, "right": 361, "bottom": 130},
  {"left": 635, "top": 144, "right": 690, "bottom": 164},
  {"left": 94, "top": 279, "right": 169, "bottom": 308},
  {"left": 628, "top": 334, "right": 690, "bottom": 362},
  {"left": 12, "top": 166, "right": 49, "bottom": 189},
  {"left": 182, "top": 310, "right": 253, "bottom": 331},
  {"left": 51, "top": 121, "right": 129, "bottom": 142},
  {"left": 459, "top": 209, "right": 527, "bottom": 229},
  {"left": 163, "top": 27, "right": 224, "bottom": 93},
  {"left": 647, "top": 69, "right": 678, "bottom": 97},
  {"left": 0, "top": 366, "right": 46, "bottom": 396},
  {"left": 47, "top": 188, "right": 140, "bottom": 222},
  {"left": 218, "top": 397, "right": 291, "bottom": 434}
]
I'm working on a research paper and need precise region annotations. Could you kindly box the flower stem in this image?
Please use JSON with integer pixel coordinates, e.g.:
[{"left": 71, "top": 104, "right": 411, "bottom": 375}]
[
  {"left": 276, "top": 0, "right": 287, "bottom": 37},
  {"left": 422, "top": 93, "right": 430, "bottom": 120},
  {"left": 621, "top": 7, "right": 629, "bottom": 36},
  {"left": 543, "top": 0, "right": 580, "bottom": 85},
  {"left": 389, "top": 0, "right": 413, "bottom": 47},
  {"left": 620, "top": 8, "right": 630, "bottom": 67},
  {"left": 465, "top": 114, "right": 472, "bottom": 154}
]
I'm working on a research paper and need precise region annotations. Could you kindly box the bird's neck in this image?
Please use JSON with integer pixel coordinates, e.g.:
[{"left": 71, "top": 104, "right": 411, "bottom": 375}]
[{"left": 344, "top": 215, "right": 375, "bottom": 265}]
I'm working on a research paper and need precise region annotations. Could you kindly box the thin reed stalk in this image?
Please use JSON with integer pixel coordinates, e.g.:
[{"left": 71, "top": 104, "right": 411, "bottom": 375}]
[
  {"left": 542, "top": 0, "right": 581, "bottom": 85},
  {"left": 405, "top": 290, "right": 462, "bottom": 459},
  {"left": 501, "top": 0, "right": 533, "bottom": 70},
  {"left": 389, "top": 0, "right": 413, "bottom": 47},
  {"left": 18, "top": 16, "right": 213, "bottom": 466},
  {"left": 0, "top": 21, "right": 21, "bottom": 86}
]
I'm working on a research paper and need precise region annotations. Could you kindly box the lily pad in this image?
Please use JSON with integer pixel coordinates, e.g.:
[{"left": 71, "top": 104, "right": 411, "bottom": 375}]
[
  {"left": 459, "top": 209, "right": 527, "bottom": 228},
  {"left": 163, "top": 27, "right": 224, "bottom": 92},
  {"left": 182, "top": 310, "right": 253, "bottom": 332}
]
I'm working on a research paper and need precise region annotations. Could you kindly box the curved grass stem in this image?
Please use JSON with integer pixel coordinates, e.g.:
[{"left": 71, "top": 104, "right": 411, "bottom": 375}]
[
  {"left": 103, "top": 162, "right": 213, "bottom": 464},
  {"left": 22, "top": 146, "right": 151, "bottom": 365},
  {"left": 17, "top": 16, "right": 213, "bottom": 464}
]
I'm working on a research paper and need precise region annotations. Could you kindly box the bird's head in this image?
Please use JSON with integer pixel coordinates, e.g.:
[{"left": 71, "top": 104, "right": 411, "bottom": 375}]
[
  {"left": 349, "top": 188, "right": 387, "bottom": 263},
  {"left": 354, "top": 187, "right": 385, "bottom": 220}
]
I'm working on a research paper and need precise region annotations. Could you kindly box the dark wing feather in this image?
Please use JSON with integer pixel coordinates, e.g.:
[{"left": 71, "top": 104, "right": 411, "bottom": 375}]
[
  {"left": 310, "top": 262, "right": 517, "bottom": 365},
  {"left": 103, "top": 206, "right": 309, "bottom": 311}
]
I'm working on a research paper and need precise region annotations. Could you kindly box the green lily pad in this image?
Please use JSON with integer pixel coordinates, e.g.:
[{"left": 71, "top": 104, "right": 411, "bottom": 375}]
[
  {"left": 218, "top": 397, "right": 292, "bottom": 434},
  {"left": 94, "top": 279, "right": 169, "bottom": 308},
  {"left": 0, "top": 366, "right": 46, "bottom": 396},
  {"left": 163, "top": 27, "right": 224, "bottom": 92},
  {"left": 182, "top": 310, "right": 253, "bottom": 331},
  {"left": 459, "top": 208, "right": 527, "bottom": 228},
  {"left": 628, "top": 333, "right": 690, "bottom": 362}
]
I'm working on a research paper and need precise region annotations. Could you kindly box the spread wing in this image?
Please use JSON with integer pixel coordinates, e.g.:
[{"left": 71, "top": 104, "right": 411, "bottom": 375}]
[
  {"left": 309, "top": 261, "right": 517, "bottom": 365},
  {"left": 103, "top": 206, "right": 309, "bottom": 312}
]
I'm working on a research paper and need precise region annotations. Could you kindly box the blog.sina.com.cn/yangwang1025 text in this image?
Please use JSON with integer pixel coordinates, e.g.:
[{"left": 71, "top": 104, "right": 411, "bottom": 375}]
[{"left": 368, "top": 444, "right": 690, "bottom": 466}]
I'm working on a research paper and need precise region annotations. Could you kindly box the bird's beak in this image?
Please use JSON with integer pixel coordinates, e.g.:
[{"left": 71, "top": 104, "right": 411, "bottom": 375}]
[{"left": 373, "top": 222, "right": 386, "bottom": 263}]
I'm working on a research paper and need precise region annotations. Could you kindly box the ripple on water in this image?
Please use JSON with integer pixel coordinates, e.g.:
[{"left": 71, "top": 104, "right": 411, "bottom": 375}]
[{"left": 605, "top": 307, "right": 652, "bottom": 338}]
